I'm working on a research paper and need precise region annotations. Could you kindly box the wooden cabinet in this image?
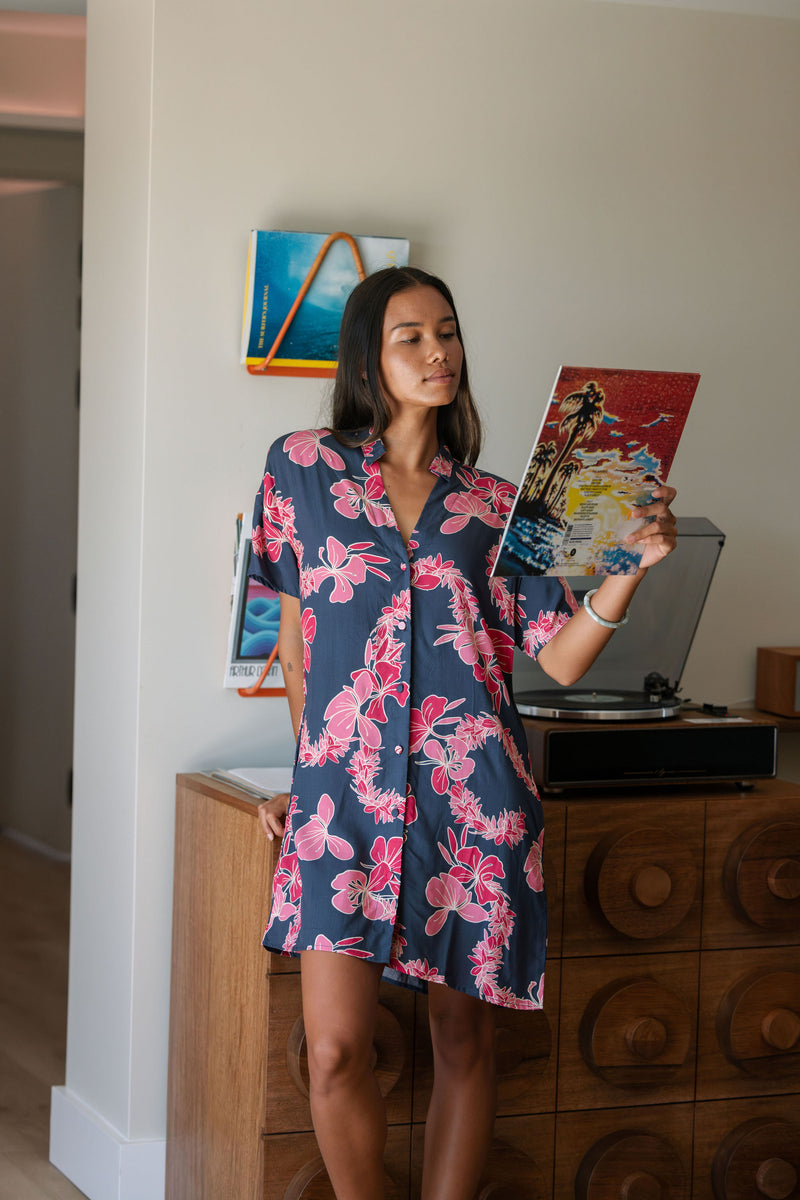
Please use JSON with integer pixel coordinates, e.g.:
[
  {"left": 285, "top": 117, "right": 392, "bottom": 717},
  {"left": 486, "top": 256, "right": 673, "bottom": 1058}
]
[{"left": 167, "top": 773, "right": 800, "bottom": 1199}]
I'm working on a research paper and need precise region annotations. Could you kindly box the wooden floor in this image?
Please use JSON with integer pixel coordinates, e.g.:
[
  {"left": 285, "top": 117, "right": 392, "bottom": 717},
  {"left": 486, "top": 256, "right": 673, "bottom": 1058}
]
[{"left": 0, "top": 835, "right": 87, "bottom": 1199}]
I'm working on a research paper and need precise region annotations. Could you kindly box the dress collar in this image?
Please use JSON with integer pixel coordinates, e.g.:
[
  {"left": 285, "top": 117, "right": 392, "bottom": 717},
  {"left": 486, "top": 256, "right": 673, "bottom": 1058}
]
[{"left": 361, "top": 435, "right": 454, "bottom": 478}]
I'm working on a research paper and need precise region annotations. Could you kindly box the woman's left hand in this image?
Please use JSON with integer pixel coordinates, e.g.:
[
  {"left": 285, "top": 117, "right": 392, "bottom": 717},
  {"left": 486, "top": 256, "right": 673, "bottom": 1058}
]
[{"left": 626, "top": 485, "right": 678, "bottom": 571}]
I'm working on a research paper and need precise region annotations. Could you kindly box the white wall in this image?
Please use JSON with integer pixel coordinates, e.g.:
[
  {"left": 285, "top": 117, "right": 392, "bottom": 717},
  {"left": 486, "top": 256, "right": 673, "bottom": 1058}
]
[{"left": 59, "top": 0, "right": 800, "bottom": 1194}]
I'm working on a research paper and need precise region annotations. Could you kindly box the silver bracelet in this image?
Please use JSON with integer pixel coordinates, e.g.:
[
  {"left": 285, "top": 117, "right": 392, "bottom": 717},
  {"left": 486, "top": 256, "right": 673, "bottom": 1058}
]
[{"left": 583, "top": 588, "right": 629, "bottom": 629}]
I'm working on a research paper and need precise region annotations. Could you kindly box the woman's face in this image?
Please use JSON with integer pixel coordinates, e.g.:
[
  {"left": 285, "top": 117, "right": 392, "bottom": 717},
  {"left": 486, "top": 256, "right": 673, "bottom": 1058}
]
[{"left": 378, "top": 285, "right": 463, "bottom": 416}]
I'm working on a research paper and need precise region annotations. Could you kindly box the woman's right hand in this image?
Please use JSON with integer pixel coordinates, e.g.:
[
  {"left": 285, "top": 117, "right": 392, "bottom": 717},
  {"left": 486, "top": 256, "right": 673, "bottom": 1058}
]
[{"left": 258, "top": 792, "right": 290, "bottom": 841}]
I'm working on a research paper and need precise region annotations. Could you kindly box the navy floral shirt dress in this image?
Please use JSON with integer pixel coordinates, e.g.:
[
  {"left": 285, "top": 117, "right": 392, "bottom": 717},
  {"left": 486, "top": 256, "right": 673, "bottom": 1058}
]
[{"left": 250, "top": 428, "right": 577, "bottom": 1010}]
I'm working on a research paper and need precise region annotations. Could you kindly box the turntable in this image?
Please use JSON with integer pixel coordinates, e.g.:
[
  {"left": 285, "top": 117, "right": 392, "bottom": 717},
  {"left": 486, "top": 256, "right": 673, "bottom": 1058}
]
[
  {"left": 513, "top": 519, "right": 778, "bottom": 790},
  {"left": 514, "top": 517, "right": 723, "bottom": 722}
]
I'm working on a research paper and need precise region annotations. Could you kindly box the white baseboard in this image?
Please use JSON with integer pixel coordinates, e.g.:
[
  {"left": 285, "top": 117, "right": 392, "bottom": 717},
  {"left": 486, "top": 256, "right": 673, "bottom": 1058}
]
[{"left": 50, "top": 1087, "right": 166, "bottom": 1200}]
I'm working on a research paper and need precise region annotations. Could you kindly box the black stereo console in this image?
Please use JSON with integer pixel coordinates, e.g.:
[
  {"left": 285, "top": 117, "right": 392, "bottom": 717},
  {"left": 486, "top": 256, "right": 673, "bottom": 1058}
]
[{"left": 523, "top": 710, "right": 777, "bottom": 793}]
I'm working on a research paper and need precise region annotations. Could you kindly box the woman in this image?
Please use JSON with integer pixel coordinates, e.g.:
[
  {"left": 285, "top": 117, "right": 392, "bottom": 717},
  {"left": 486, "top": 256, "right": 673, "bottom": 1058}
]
[{"left": 250, "top": 267, "right": 677, "bottom": 1199}]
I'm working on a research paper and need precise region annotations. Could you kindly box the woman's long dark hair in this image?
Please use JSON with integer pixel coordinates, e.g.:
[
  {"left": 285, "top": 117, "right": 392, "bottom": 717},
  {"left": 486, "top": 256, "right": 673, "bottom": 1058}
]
[{"left": 330, "top": 266, "right": 483, "bottom": 466}]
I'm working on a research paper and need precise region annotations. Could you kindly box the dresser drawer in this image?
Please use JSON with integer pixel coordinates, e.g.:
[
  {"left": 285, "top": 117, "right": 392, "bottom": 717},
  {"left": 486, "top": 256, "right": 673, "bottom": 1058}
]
[
  {"left": 554, "top": 1102, "right": 694, "bottom": 1200},
  {"left": 703, "top": 792, "right": 800, "bottom": 951},
  {"left": 697, "top": 947, "right": 800, "bottom": 1101},
  {"left": 561, "top": 798, "right": 704, "bottom": 957},
  {"left": 557, "top": 952, "right": 700, "bottom": 1111},
  {"left": 692, "top": 1095, "right": 800, "bottom": 1199}
]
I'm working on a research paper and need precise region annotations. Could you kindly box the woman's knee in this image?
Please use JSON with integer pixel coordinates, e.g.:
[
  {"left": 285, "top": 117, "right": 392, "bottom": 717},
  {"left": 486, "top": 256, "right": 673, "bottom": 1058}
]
[{"left": 305, "top": 1027, "right": 375, "bottom": 1095}]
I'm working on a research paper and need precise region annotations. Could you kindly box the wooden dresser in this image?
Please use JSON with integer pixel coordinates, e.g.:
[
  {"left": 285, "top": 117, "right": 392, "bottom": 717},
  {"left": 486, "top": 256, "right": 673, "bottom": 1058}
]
[{"left": 166, "top": 772, "right": 800, "bottom": 1199}]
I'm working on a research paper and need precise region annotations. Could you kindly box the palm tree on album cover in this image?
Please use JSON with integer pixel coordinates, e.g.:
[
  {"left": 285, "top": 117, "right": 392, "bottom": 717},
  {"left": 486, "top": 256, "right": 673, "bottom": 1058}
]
[
  {"left": 521, "top": 440, "right": 557, "bottom": 502},
  {"left": 537, "top": 381, "right": 606, "bottom": 510}
]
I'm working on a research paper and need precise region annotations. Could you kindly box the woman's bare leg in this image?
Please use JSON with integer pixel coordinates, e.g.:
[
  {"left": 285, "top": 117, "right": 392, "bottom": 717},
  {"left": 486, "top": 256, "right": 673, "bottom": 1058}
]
[
  {"left": 300, "top": 950, "right": 386, "bottom": 1199},
  {"left": 420, "top": 983, "right": 497, "bottom": 1200}
]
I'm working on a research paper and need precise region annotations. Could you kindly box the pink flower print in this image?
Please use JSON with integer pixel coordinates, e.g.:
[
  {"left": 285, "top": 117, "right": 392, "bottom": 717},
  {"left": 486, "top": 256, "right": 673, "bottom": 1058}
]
[
  {"left": 283, "top": 912, "right": 301, "bottom": 955},
  {"left": 487, "top": 892, "right": 516, "bottom": 944},
  {"left": 409, "top": 695, "right": 464, "bottom": 753},
  {"left": 390, "top": 925, "right": 407, "bottom": 962},
  {"left": 330, "top": 869, "right": 393, "bottom": 922},
  {"left": 488, "top": 628, "right": 515, "bottom": 676},
  {"left": 425, "top": 872, "right": 487, "bottom": 937},
  {"left": 275, "top": 852, "right": 302, "bottom": 903},
  {"left": 314, "top": 537, "right": 390, "bottom": 604},
  {"left": 366, "top": 836, "right": 404, "bottom": 897},
  {"left": 422, "top": 736, "right": 475, "bottom": 796},
  {"left": 267, "top": 881, "right": 296, "bottom": 924},
  {"left": 468, "top": 933, "right": 504, "bottom": 993},
  {"left": 293, "top": 794, "right": 354, "bottom": 861},
  {"left": 330, "top": 478, "right": 394, "bottom": 528},
  {"left": 523, "top": 830, "right": 545, "bottom": 892},
  {"left": 301, "top": 607, "right": 316, "bottom": 672},
  {"left": 429, "top": 450, "right": 453, "bottom": 478},
  {"left": 284, "top": 429, "right": 345, "bottom": 470},
  {"left": 323, "top": 670, "right": 382, "bottom": 750},
  {"left": 254, "top": 473, "right": 299, "bottom": 562},
  {"left": 363, "top": 659, "right": 409, "bottom": 725},
  {"left": 438, "top": 828, "right": 505, "bottom": 904},
  {"left": 311, "top": 933, "right": 374, "bottom": 959},
  {"left": 456, "top": 470, "right": 517, "bottom": 514},
  {"left": 440, "top": 491, "right": 505, "bottom": 535},
  {"left": 528, "top": 972, "right": 545, "bottom": 1008},
  {"left": 251, "top": 523, "right": 270, "bottom": 559},
  {"left": 488, "top": 570, "right": 516, "bottom": 624},
  {"left": 436, "top": 622, "right": 494, "bottom": 668},
  {"left": 379, "top": 590, "right": 411, "bottom": 632},
  {"left": 522, "top": 608, "right": 572, "bottom": 656},
  {"left": 411, "top": 554, "right": 455, "bottom": 590},
  {"left": 395, "top": 958, "right": 446, "bottom": 984}
]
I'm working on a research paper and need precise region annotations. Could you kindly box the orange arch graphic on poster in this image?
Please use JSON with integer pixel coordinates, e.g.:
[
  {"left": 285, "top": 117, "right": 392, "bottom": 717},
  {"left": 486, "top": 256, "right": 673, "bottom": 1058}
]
[
  {"left": 247, "top": 231, "right": 367, "bottom": 375},
  {"left": 237, "top": 641, "right": 283, "bottom": 697}
]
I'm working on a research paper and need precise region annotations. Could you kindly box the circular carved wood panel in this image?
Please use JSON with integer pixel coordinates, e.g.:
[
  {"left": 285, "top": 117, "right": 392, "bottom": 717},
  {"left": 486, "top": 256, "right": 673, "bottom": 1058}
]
[
  {"left": 475, "top": 1138, "right": 549, "bottom": 1200},
  {"left": 716, "top": 969, "right": 800, "bottom": 1079},
  {"left": 579, "top": 976, "right": 693, "bottom": 1087},
  {"left": 575, "top": 1130, "right": 688, "bottom": 1200},
  {"left": 711, "top": 1117, "right": 800, "bottom": 1200},
  {"left": 723, "top": 822, "right": 800, "bottom": 930},
  {"left": 585, "top": 827, "right": 698, "bottom": 939}
]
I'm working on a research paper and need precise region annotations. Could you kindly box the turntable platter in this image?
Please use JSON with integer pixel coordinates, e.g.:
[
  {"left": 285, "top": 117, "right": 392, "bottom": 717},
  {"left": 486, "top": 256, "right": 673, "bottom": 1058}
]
[{"left": 514, "top": 689, "right": 682, "bottom": 721}]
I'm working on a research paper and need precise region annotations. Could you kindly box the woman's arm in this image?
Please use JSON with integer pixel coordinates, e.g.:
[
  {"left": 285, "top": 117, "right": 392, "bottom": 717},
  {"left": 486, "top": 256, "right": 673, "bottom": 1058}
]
[
  {"left": 257, "top": 591, "right": 304, "bottom": 841},
  {"left": 277, "top": 591, "right": 304, "bottom": 739},
  {"left": 537, "top": 486, "right": 677, "bottom": 686}
]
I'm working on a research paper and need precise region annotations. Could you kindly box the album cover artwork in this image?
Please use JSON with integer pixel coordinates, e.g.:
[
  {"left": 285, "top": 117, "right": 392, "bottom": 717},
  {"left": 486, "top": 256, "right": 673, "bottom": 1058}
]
[
  {"left": 492, "top": 366, "right": 700, "bottom": 577},
  {"left": 224, "top": 523, "right": 282, "bottom": 689},
  {"left": 241, "top": 230, "right": 409, "bottom": 376}
]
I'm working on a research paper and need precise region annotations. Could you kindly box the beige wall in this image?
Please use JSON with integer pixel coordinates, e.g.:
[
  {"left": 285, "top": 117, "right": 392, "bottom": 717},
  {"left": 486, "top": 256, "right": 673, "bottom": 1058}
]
[
  {"left": 61, "top": 0, "right": 800, "bottom": 1189},
  {"left": 0, "top": 184, "right": 80, "bottom": 856}
]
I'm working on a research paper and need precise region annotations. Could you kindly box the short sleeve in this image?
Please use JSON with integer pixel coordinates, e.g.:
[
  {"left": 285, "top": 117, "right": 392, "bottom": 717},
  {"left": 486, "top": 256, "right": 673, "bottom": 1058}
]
[
  {"left": 249, "top": 439, "right": 301, "bottom": 598},
  {"left": 513, "top": 575, "right": 578, "bottom": 659}
]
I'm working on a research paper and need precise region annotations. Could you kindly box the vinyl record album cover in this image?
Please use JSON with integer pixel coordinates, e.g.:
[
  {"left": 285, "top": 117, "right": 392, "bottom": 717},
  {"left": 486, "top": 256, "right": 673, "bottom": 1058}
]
[
  {"left": 493, "top": 366, "right": 700, "bottom": 577},
  {"left": 241, "top": 230, "right": 409, "bottom": 376}
]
